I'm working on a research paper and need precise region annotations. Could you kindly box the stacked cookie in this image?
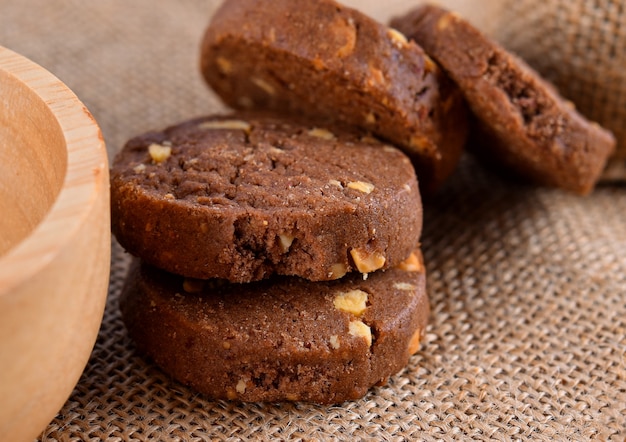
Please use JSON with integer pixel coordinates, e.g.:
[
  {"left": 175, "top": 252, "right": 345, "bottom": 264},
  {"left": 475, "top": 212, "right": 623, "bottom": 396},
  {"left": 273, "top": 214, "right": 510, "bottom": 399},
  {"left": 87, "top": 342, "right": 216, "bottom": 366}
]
[{"left": 112, "top": 0, "right": 616, "bottom": 404}]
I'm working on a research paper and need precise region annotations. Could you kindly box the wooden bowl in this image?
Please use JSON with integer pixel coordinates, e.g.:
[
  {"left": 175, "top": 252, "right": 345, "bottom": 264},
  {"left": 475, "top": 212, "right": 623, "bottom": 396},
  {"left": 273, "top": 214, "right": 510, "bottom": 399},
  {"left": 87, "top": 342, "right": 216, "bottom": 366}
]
[{"left": 0, "top": 46, "right": 110, "bottom": 441}]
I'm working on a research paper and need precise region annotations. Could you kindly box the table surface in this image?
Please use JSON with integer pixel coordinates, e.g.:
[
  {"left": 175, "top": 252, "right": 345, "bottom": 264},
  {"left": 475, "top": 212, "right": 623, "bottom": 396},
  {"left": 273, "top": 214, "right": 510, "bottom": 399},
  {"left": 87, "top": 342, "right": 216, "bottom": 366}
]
[{"left": 1, "top": 1, "right": 625, "bottom": 440}]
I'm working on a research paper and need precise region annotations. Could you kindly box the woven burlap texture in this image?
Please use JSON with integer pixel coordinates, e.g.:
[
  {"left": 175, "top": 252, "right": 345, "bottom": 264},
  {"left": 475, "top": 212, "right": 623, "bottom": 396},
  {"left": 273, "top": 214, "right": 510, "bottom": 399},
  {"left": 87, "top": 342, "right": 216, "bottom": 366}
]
[
  {"left": 493, "top": 0, "right": 626, "bottom": 178},
  {"left": 1, "top": 1, "right": 625, "bottom": 440}
]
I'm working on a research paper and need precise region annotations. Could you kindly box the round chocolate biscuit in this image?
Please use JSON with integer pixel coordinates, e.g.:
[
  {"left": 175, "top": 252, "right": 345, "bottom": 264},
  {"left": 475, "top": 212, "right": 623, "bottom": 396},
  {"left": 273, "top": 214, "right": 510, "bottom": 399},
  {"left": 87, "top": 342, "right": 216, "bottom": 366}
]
[
  {"left": 200, "top": 0, "right": 468, "bottom": 194},
  {"left": 111, "top": 113, "right": 422, "bottom": 282},
  {"left": 391, "top": 4, "right": 615, "bottom": 195},
  {"left": 119, "top": 251, "right": 429, "bottom": 404}
]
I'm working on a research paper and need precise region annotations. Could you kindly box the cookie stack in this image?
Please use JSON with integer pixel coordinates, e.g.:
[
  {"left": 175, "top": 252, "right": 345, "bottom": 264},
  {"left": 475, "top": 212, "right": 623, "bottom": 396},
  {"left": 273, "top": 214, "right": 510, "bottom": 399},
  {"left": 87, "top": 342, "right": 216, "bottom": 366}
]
[
  {"left": 111, "top": 0, "right": 616, "bottom": 404},
  {"left": 112, "top": 113, "right": 430, "bottom": 403}
]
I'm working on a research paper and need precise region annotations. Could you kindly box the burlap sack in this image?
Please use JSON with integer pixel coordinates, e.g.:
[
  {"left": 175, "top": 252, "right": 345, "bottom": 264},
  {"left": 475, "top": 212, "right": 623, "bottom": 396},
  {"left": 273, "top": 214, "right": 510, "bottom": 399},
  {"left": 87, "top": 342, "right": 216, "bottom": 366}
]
[
  {"left": 493, "top": 0, "right": 626, "bottom": 179},
  {"left": 1, "top": 1, "right": 625, "bottom": 441}
]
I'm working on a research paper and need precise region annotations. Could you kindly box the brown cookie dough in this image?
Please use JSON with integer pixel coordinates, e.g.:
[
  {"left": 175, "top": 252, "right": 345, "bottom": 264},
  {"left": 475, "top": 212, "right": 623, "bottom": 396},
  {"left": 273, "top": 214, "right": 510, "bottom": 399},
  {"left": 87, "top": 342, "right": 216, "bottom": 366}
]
[
  {"left": 391, "top": 4, "right": 615, "bottom": 195},
  {"left": 119, "top": 251, "right": 429, "bottom": 404},
  {"left": 200, "top": 0, "right": 468, "bottom": 194},
  {"left": 110, "top": 113, "right": 422, "bottom": 283}
]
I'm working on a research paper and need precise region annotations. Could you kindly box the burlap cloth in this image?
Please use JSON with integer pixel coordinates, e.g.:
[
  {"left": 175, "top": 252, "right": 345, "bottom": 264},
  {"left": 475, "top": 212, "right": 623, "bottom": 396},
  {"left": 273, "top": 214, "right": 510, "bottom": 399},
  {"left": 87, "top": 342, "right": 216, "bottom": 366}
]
[{"left": 2, "top": 1, "right": 625, "bottom": 440}]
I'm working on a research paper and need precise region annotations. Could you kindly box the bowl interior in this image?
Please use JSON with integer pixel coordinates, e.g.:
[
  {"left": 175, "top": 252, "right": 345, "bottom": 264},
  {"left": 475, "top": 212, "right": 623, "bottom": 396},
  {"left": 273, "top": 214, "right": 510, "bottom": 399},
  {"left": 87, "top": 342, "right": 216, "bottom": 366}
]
[
  {"left": 0, "top": 68, "right": 67, "bottom": 257},
  {"left": 0, "top": 46, "right": 110, "bottom": 442}
]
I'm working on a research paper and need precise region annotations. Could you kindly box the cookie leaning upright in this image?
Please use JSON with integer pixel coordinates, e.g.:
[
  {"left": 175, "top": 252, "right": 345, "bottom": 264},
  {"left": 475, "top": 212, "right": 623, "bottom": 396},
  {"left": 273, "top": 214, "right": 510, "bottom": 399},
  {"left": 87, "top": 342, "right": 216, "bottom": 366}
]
[
  {"left": 110, "top": 113, "right": 422, "bottom": 283},
  {"left": 200, "top": 0, "right": 468, "bottom": 194},
  {"left": 391, "top": 4, "right": 616, "bottom": 195}
]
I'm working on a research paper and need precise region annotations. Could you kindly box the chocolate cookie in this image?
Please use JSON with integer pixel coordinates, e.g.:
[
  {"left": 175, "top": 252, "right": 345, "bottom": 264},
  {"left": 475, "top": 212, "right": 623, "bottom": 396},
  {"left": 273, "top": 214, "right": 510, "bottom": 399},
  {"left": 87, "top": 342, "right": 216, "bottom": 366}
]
[
  {"left": 391, "top": 4, "right": 615, "bottom": 195},
  {"left": 119, "top": 251, "right": 429, "bottom": 404},
  {"left": 111, "top": 113, "right": 422, "bottom": 283},
  {"left": 200, "top": 0, "right": 468, "bottom": 194}
]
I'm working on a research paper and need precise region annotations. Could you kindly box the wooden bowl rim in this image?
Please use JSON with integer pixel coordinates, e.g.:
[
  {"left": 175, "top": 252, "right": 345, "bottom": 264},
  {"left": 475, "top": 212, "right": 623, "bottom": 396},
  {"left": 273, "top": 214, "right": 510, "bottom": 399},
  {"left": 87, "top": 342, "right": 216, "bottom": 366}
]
[{"left": 0, "top": 46, "right": 108, "bottom": 295}]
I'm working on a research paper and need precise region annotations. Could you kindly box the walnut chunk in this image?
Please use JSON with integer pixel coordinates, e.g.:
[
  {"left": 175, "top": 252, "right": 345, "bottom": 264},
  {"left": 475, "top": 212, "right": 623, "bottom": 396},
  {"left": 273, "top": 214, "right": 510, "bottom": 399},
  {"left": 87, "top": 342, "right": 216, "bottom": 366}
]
[
  {"left": 393, "top": 282, "right": 416, "bottom": 292},
  {"left": 335, "top": 17, "right": 357, "bottom": 57},
  {"left": 148, "top": 143, "right": 172, "bottom": 164},
  {"left": 333, "top": 289, "right": 369, "bottom": 316},
  {"left": 198, "top": 119, "right": 251, "bottom": 133},
  {"left": 367, "top": 65, "right": 386, "bottom": 88},
  {"left": 409, "top": 135, "right": 434, "bottom": 155},
  {"left": 330, "top": 335, "right": 340, "bottom": 349},
  {"left": 312, "top": 57, "right": 326, "bottom": 71},
  {"left": 216, "top": 56, "right": 233, "bottom": 74},
  {"left": 364, "top": 113, "right": 377, "bottom": 125},
  {"left": 388, "top": 28, "right": 408, "bottom": 48},
  {"left": 408, "top": 329, "right": 421, "bottom": 354},
  {"left": 436, "top": 11, "right": 460, "bottom": 31},
  {"left": 133, "top": 163, "right": 146, "bottom": 174},
  {"left": 397, "top": 252, "right": 424, "bottom": 273},
  {"left": 347, "top": 181, "right": 375, "bottom": 194},
  {"left": 349, "top": 320, "right": 372, "bottom": 346},
  {"left": 163, "top": 193, "right": 175, "bottom": 200},
  {"left": 182, "top": 278, "right": 205, "bottom": 293},
  {"left": 328, "top": 262, "right": 348, "bottom": 279},
  {"left": 350, "top": 248, "right": 385, "bottom": 273},
  {"left": 308, "top": 127, "right": 335, "bottom": 140},
  {"left": 252, "top": 77, "right": 275, "bottom": 95},
  {"left": 236, "top": 377, "right": 248, "bottom": 394},
  {"left": 424, "top": 54, "right": 438, "bottom": 74},
  {"left": 278, "top": 233, "right": 294, "bottom": 253},
  {"left": 267, "top": 27, "right": 276, "bottom": 43}
]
